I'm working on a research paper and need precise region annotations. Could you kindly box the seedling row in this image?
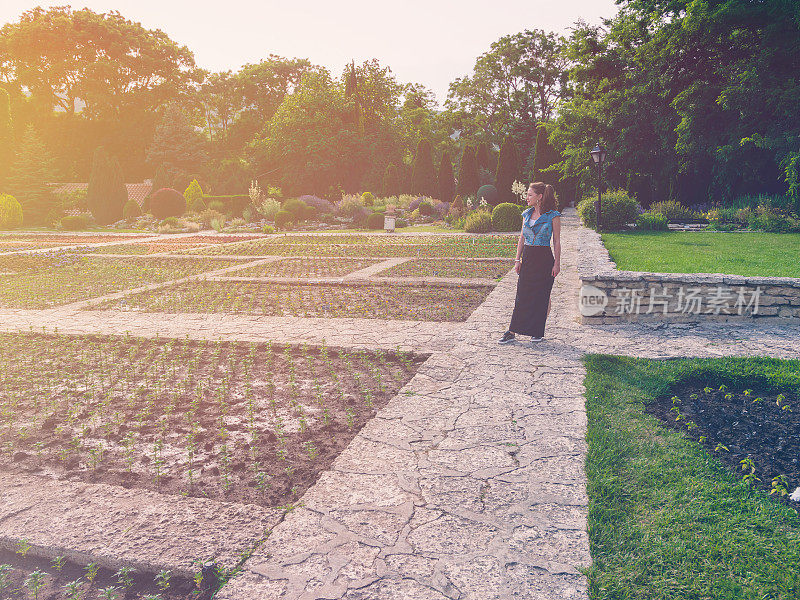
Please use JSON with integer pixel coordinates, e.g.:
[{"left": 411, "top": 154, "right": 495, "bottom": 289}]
[
  {"left": 101, "top": 281, "right": 492, "bottom": 321},
  {"left": 0, "top": 333, "right": 425, "bottom": 507}
]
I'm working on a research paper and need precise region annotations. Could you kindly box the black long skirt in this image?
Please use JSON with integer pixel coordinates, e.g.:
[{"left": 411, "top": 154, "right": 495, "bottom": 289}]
[{"left": 509, "top": 245, "right": 555, "bottom": 338}]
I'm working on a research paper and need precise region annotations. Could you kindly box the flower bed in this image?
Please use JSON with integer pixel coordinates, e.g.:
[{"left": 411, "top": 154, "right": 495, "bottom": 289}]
[
  {"left": 0, "top": 255, "right": 239, "bottom": 308},
  {"left": 0, "top": 333, "right": 425, "bottom": 507},
  {"left": 380, "top": 259, "right": 514, "bottom": 279},
  {"left": 100, "top": 281, "right": 493, "bottom": 321},
  {"left": 227, "top": 257, "right": 379, "bottom": 278}
]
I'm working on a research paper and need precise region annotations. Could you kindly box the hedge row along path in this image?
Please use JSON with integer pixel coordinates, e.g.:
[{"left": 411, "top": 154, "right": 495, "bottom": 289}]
[{"left": 0, "top": 212, "right": 798, "bottom": 599}]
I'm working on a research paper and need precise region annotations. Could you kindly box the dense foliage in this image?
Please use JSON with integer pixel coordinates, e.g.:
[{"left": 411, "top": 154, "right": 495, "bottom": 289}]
[{"left": 87, "top": 146, "right": 127, "bottom": 225}]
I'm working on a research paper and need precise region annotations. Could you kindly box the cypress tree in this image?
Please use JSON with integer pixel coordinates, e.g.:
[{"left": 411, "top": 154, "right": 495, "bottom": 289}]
[
  {"left": 475, "top": 142, "right": 489, "bottom": 171},
  {"left": 410, "top": 138, "right": 437, "bottom": 197},
  {"left": 0, "top": 87, "right": 12, "bottom": 185},
  {"left": 6, "top": 125, "right": 59, "bottom": 226},
  {"left": 146, "top": 104, "right": 207, "bottom": 190},
  {"left": 87, "top": 146, "right": 128, "bottom": 225},
  {"left": 495, "top": 134, "right": 521, "bottom": 205},
  {"left": 383, "top": 163, "right": 399, "bottom": 196},
  {"left": 532, "top": 125, "right": 560, "bottom": 187},
  {"left": 437, "top": 151, "right": 455, "bottom": 203},
  {"left": 457, "top": 145, "right": 479, "bottom": 199}
]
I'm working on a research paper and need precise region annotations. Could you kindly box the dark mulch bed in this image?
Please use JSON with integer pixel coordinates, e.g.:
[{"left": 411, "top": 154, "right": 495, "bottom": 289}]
[{"left": 648, "top": 382, "right": 800, "bottom": 505}]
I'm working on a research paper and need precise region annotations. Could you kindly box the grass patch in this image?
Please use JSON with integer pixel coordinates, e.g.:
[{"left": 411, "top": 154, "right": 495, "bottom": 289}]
[
  {"left": 601, "top": 231, "right": 800, "bottom": 277},
  {"left": 583, "top": 354, "right": 800, "bottom": 599}
]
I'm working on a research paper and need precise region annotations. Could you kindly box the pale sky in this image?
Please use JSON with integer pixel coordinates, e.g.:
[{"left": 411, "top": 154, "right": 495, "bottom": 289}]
[{"left": 1, "top": 0, "right": 619, "bottom": 103}]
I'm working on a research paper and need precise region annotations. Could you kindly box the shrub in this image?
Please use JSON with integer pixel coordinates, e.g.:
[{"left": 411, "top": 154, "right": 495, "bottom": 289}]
[
  {"left": 184, "top": 179, "right": 203, "bottom": 211},
  {"left": 477, "top": 184, "right": 499, "bottom": 207},
  {"left": 262, "top": 224, "right": 275, "bottom": 234},
  {"left": 450, "top": 195, "right": 465, "bottom": 217},
  {"left": 210, "top": 216, "right": 226, "bottom": 232},
  {"left": 636, "top": 212, "right": 669, "bottom": 231},
  {"left": 337, "top": 195, "right": 364, "bottom": 219},
  {"left": 123, "top": 200, "right": 142, "bottom": 220},
  {"left": 464, "top": 210, "right": 492, "bottom": 233},
  {"left": 61, "top": 214, "right": 92, "bottom": 231},
  {"left": 198, "top": 209, "right": 225, "bottom": 229},
  {"left": 352, "top": 207, "right": 372, "bottom": 226},
  {"left": 577, "top": 189, "right": 639, "bottom": 231},
  {"left": 149, "top": 188, "right": 186, "bottom": 220},
  {"left": 366, "top": 212, "right": 384, "bottom": 230},
  {"left": 87, "top": 146, "right": 127, "bottom": 225},
  {"left": 435, "top": 201, "right": 450, "bottom": 217},
  {"left": 491, "top": 203, "right": 522, "bottom": 232},
  {"left": 190, "top": 197, "right": 207, "bottom": 212},
  {"left": 208, "top": 200, "right": 225, "bottom": 213},
  {"left": 418, "top": 201, "right": 435, "bottom": 217},
  {"left": 302, "top": 203, "right": 318, "bottom": 221},
  {"left": 274, "top": 210, "right": 292, "bottom": 229},
  {"left": 282, "top": 198, "right": 308, "bottom": 220},
  {"left": 747, "top": 206, "right": 800, "bottom": 233},
  {"left": 0, "top": 193, "right": 23, "bottom": 229},
  {"left": 298, "top": 195, "right": 334, "bottom": 213},
  {"left": 201, "top": 195, "right": 250, "bottom": 216},
  {"left": 161, "top": 216, "right": 180, "bottom": 227},
  {"left": 396, "top": 218, "right": 408, "bottom": 228},
  {"left": 408, "top": 196, "right": 423, "bottom": 211},
  {"left": 361, "top": 191, "right": 375, "bottom": 206},
  {"left": 256, "top": 198, "right": 281, "bottom": 220},
  {"left": 647, "top": 199, "right": 703, "bottom": 221}
]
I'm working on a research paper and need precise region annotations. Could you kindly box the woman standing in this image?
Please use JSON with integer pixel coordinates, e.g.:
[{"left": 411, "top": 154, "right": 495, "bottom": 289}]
[{"left": 499, "top": 182, "right": 561, "bottom": 344}]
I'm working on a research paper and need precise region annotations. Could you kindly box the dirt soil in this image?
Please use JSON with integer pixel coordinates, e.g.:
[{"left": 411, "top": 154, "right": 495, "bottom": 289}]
[
  {"left": 0, "top": 548, "right": 205, "bottom": 600},
  {"left": 0, "top": 333, "right": 426, "bottom": 507},
  {"left": 647, "top": 382, "right": 800, "bottom": 506}
]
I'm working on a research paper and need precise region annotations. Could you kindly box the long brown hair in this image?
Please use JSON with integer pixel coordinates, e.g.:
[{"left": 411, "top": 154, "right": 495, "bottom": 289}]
[{"left": 530, "top": 182, "right": 558, "bottom": 212}]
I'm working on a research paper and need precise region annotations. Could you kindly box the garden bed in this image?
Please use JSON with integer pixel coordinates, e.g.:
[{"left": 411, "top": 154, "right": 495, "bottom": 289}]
[
  {"left": 0, "top": 333, "right": 425, "bottom": 508},
  {"left": 100, "top": 281, "right": 492, "bottom": 321},
  {"left": 0, "top": 255, "right": 240, "bottom": 308},
  {"left": 647, "top": 383, "right": 799, "bottom": 504},
  {"left": 86, "top": 243, "right": 212, "bottom": 255},
  {"left": 379, "top": 259, "right": 513, "bottom": 279},
  {"left": 583, "top": 354, "right": 800, "bottom": 599},
  {"left": 190, "top": 235, "right": 517, "bottom": 258},
  {"left": 227, "top": 257, "right": 379, "bottom": 278},
  {"left": 0, "top": 548, "right": 202, "bottom": 600}
]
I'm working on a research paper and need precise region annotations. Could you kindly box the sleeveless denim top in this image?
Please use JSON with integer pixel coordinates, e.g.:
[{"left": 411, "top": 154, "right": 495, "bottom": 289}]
[{"left": 522, "top": 208, "right": 560, "bottom": 246}]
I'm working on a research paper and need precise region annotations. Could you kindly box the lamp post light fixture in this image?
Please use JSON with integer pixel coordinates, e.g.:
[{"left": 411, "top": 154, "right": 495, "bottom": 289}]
[{"left": 590, "top": 144, "right": 607, "bottom": 231}]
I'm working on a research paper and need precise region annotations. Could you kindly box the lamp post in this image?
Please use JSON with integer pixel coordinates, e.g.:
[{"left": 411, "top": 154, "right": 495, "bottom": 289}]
[{"left": 590, "top": 144, "right": 607, "bottom": 231}]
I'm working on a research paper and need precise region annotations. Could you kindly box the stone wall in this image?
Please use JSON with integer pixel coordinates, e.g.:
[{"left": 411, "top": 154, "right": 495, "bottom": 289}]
[{"left": 575, "top": 222, "right": 800, "bottom": 324}]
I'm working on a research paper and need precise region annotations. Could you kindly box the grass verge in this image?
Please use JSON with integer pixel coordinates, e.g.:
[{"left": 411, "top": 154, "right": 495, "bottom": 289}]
[
  {"left": 600, "top": 231, "right": 800, "bottom": 277},
  {"left": 583, "top": 354, "right": 800, "bottom": 599}
]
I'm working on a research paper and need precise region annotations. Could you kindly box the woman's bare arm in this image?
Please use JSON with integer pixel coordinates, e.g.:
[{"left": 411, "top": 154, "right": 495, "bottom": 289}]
[
  {"left": 551, "top": 216, "right": 561, "bottom": 277},
  {"left": 514, "top": 231, "right": 524, "bottom": 274}
]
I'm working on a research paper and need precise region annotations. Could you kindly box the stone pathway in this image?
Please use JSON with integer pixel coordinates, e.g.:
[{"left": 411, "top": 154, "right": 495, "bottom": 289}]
[{"left": 1, "top": 210, "right": 798, "bottom": 599}]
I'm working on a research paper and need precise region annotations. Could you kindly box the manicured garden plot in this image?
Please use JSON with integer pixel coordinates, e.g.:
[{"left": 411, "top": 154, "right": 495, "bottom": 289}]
[
  {"left": 0, "top": 333, "right": 425, "bottom": 507},
  {"left": 584, "top": 354, "right": 800, "bottom": 599},
  {"left": 226, "top": 257, "right": 379, "bottom": 278},
  {"left": 86, "top": 243, "right": 211, "bottom": 255},
  {"left": 0, "top": 548, "right": 202, "bottom": 600},
  {"left": 601, "top": 231, "right": 800, "bottom": 277},
  {"left": 0, "top": 241, "right": 73, "bottom": 253},
  {"left": 648, "top": 384, "right": 799, "bottom": 505},
  {"left": 379, "top": 259, "right": 513, "bottom": 279},
  {"left": 0, "top": 235, "right": 147, "bottom": 243},
  {"left": 102, "top": 281, "right": 492, "bottom": 321},
  {"left": 191, "top": 235, "right": 518, "bottom": 258},
  {"left": 0, "top": 254, "right": 239, "bottom": 308}
]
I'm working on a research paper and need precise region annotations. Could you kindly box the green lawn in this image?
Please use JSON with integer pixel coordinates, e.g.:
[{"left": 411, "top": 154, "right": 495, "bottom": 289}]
[
  {"left": 583, "top": 354, "right": 800, "bottom": 599},
  {"left": 601, "top": 231, "right": 800, "bottom": 277}
]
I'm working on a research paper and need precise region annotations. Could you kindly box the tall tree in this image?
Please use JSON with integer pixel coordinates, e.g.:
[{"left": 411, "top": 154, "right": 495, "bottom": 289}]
[
  {"left": 146, "top": 104, "right": 208, "bottom": 191},
  {"left": 437, "top": 151, "right": 456, "bottom": 203},
  {"left": 383, "top": 163, "right": 399, "bottom": 197},
  {"left": 495, "top": 135, "right": 521, "bottom": 204},
  {"left": 457, "top": 145, "right": 480, "bottom": 199},
  {"left": 0, "top": 87, "right": 12, "bottom": 184},
  {"left": 6, "top": 125, "right": 59, "bottom": 225},
  {"left": 87, "top": 146, "right": 127, "bottom": 225},
  {"left": 410, "top": 138, "right": 437, "bottom": 197}
]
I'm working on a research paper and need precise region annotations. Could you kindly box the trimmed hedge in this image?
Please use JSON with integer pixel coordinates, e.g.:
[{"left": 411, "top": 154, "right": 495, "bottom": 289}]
[
  {"left": 464, "top": 211, "right": 491, "bottom": 233},
  {"left": 0, "top": 193, "right": 23, "bottom": 229},
  {"left": 283, "top": 198, "right": 308, "bottom": 220},
  {"left": 492, "top": 202, "right": 522, "bottom": 232},
  {"left": 419, "top": 201, "right": 435, "bottom": 217},
  {"left": 123, "top": 200, "right": 142, "bottom": 220},
  {"left": 274, "top": 210, "right": 292, "bottom": 229},
  {"left": 61, "top": 214, "right": 92, "bottom": 231},
  {"left": 150, "top": 188, "right": 186, "bottom": 220},
  {"left": 477, "top": 184, "right": 499, "bottom": 206},
  {"left": 577, "top": 189, "right": 639, "bottom": 231},
  {"left": 366, "top": 212, "right": 384, "bottom": 229},
  {"left": 636, "top": 212, "right": 668, "bottom": 231}
]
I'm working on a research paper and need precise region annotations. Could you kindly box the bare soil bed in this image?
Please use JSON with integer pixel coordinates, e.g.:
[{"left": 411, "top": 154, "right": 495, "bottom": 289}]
[
  {"left": 0, "top": 255, "right": 239, "bottom": 308},
  {"left": 228, "top": 257, "right": 379, "bottom": 278},
  {"left": 648, "top": 383, "right": 800, "bottom": 505},
  {"left": 379, "top": 258, "right": 513, "bottom": 279},
  {"left": 0, "top": 548, "right": 203, "bottom": 600},
  {"left": 102, "top": 280, "right": 492, "bottom": 321},
  {"left": 0, "top": 333, "right": 425, "bottom": 507},
  {"left": 190, "top": 235, "right": 518, "bottom": 258}
]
